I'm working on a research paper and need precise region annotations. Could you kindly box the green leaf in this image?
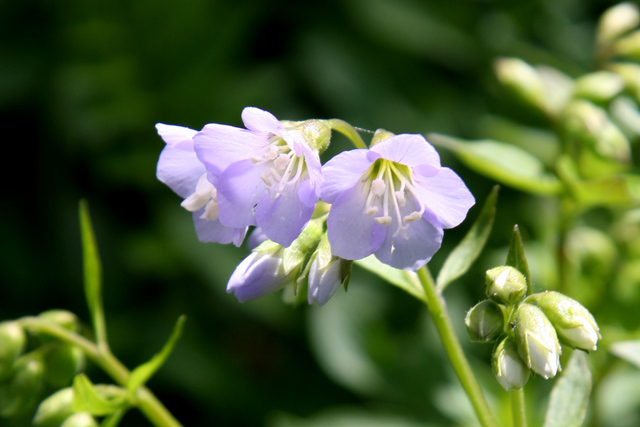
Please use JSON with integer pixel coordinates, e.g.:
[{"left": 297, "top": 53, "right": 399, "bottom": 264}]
[
  {"left": 428, "top": 133, "right": 562, "bottom": 195},
  {"left": 355, "top": 256, "right": 425, "bottom": 302},
  {"left": 436, "top": 186, "right": 498, "bottom": 292},
  {"left": 506, "top": 225, "right": 531, "bottom": 292},
  {"left": 100, "top": 408, "right": 127, "bottom": 427},
  {"left": 78, "top": 200, "right": 107, "bottom": 344},
  {"left": 127, "top": 315, "right": 186, "bottom": 394},
  {"left": 543, "top": 351, "right": 592, "bottom": 427},
  {"left": 72, "top": 375, "right": 128, "bottom": 416},
  {"left": 610, "top": 340, "right": 640, "bottom": 369}
]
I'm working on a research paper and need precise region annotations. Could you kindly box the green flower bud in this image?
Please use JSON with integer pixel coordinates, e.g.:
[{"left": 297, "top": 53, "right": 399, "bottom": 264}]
[
  {"left": 370, "top": 129, "right": 395, "bottom": 146},
  {"left": 574, "top": 71, "right": 625, "bottom": 102},
  {"left": 492, "top": 337, "right": 530, "bottom": 391},
  {"left": 61, "top": 412, "right": 98, "bottom": 427},
  {"left": 45, "top": 343, "right": 85, "bottom": 388},
  {"left": 0, "top": 321, "right": 26, "bottom": 380},
  {"left": 612, "top": 31, "right": 640, "bottom": 60},
  {"left": 465, "top": 300, "right": 505, "bottom": 343},
  {"left": 514, "top": 304, "right": 561, "bottom": 379},
  {"left": 596, "top": 2, "right": 640, "bottom": 46},
  {"left": 33, "top": 388, "right": 75, "bottom": 427},
  {"left": 494, "top": 57, "right": 546, "bottom": 111},
  {"left": 282, "top": 119, "right": 332, "bottom": 154},
  {"left": 608, "top": 63, "right": 640, "bottom": 102},
  {"left": 526, "top": 291, "right": 601, "bottom": 352},
  {"left": 38, "top": 310, "right": 80, "bottom": 332},
  {"left": 0, "top": 355, "right": 45, "bottom": 417},
  {"left": 485, "top": 266, "right": 527, "bottom": 305}
]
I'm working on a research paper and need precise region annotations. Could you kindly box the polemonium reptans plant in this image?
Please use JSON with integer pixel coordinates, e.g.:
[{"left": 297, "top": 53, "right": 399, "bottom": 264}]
[{"left": 6, "top": 3, "right": 640, "bottom": 427}]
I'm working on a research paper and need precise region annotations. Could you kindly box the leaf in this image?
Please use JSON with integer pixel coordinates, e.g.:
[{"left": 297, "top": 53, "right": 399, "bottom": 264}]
[
  {"left": 428, "top": 133, "right": 562, "bottom": 195},
  {"left": 127, "top": 315, "right": 186, "bottom": 394},
  {"left": 79, "top": 200, "right": 106, "bottom": 343},
  {"left": 506, "top": 225, "right": 531, "bottom": 291},
  {"left": 610, "top": 340, "right": 640, "bottom": 369},
  {"left": 101, "top": 408, "right": 128, "bottom": 427},
  {"left": 72, "top": 375, "right": 128, "bottom": 416},
  {"left": 436, "top": 186, "right": 498, "bottom": 292},
  {"left": 543, "top": 351, "right": 592, "bottom": 427},
  {"left": 355, "top": 256, "right": 425, "bottom": 302}
]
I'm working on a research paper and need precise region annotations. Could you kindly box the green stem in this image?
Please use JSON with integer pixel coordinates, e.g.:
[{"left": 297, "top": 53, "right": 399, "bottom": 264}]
[
  {"left": 511, "top": 388, "right": 527, "bottom": 427},
  {"left": 417, "top": 266, "right": 498, "bottom": 427},
  {"left": 18, "top": 317, "right": 183, "bottom": 427},
  {"left": 325, "top": 119, "right": 367, "bottom": 149}
]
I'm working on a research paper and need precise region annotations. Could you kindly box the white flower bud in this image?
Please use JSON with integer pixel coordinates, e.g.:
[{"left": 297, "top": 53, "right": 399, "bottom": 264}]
[
  {"left": 597, "top": 2, "right": 640, "bottom": 46},
  {"left": 494, "top": 57, "right": 546, "bottom": 111},
  {"left": 492, "top": 337, "right": 530, "bottom": 391},
  {"left": 465, "top": 300, "right": 505, "bottom": 343},
  {"left": 485, "top": 266, "right": 527, "bottom": 305},
  {"left": 514, "top": 304, "right": 561, "bottom": 379}
]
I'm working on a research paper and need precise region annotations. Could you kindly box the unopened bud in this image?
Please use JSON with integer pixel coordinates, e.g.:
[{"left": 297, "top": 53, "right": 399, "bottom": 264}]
[
  {"left": 485, "top": 266, "right": 527, "bottom": 305},
  {"left": 492, "top": 337, "right": 530, "bottom": 391},
  {"left": 526, "top": 291, "right": 601, "bottom": 351},
  {"left": 33, "top": 388, "right": 75, "bottom": 427},
  {"left": 0, "top": 321, "right": 26, "bottom": 380},
  {"left": 612, "top": 31, "right": 640, "bottom": 60},
  {"left": 370, "top": 129, "right": 395, "bottom": 146},
  {"left": 45, "top": 344, "right": 85, "bottom": 388},
  {"left": 494, "top": 57, "right": 546, "bottom": 111},
  {"left": 597, "top": 2, "right": 640, "bottom": 46},
  {"left": 574, "top": 71, "right": 625, "bottom": 102},
  {"left": 465, "top": 300, "right": 505, "bottom": 343},
  {"left": 39, "top": 310, "right": 80, "bottom": 332},
  {"left": 61, "top": 412, "right": 98, "bottom": 427},
  {"left": 608, "top": 63, "right": 640, "bottom": 101},
  {"left": 283, "top": 119, "right": 332, "bottom": 154},
  {"left": 0, "top": 355, "right": 45, "bottom": 417},
  {"left": 307, "top": 234, "right": 352, "bottom": 306},
  {"left": 514, "top": 304, "right": 561, "bottom": 379}
]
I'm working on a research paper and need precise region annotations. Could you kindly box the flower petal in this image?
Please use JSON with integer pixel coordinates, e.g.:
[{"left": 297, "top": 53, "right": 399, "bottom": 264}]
[
  {"left": 156, "top": 123, "right": 196, "bottom": 150},
  {"left": 216, "top": 159, "right": 268, "bottom": 227},
  {"left": 227, "top": 253, "right": 293, "bottom": 303},
  {"left": 241, "top": 107, "right": 284, "bottom": 135},
  {"left": 414, "top": 167, "right": 475, "bottom": 229},
  {"left": 308, "top": 258, "right": 342, "bottom": 305},
  {"left": 156, "top": 146, "right": 205, "bottom": 199},
  {"left": 192, "top": 210, "right": 247, "bottom": 247},
  {"left": 321, "top": 149, "right": 371, "bottom": 203},
  {"left": 371, "top": 134, "right": 441, "bottom": 169},
  {"left": 326, "top": 182, "right": 386, "bottom": 260}
]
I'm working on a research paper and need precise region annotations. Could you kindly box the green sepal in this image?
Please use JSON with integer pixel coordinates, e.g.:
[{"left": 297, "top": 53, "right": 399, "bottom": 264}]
[
  {"left": 428, "top": 133, "right": 562, "bottom": 195},
  {"left": 282, "top": 218, "right": 324, "bottom": 275},
  {"left": 506, "top": 225, "right": 531, "bottom": 293},
  {"left": 0, "top": 354, "right": 45, "bottom": 417},
  {"left": 100, "top": 408, "right": 128, "bottom": 427},
  {"left": 72, "top": 375, "right": 128, "bottom": 416},
  {"left": 44, "top": 343, "right": 85, "bottom": 388},
  {"left": 0, "top": 321, "right": 26, "bottom": 381},
  {"left": 127, "top": 315, "right": 186, "bottom": 395},
  {"left": 436, "top": 186, "right": 498, "bottom": 292}
]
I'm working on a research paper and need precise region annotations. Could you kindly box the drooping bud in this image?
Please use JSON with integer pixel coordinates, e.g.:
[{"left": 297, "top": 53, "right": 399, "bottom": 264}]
[
  {"left": 492, "top": 337, "right": 530, "bottom": 391},
  {"left": 0, "top": 321, "right": 26, "bottom": 380},
  {"left": 514, "top": 304, "right": 561, "bottom": 379},
  {"left": 573, "top": 71, "right": 625, "bottom": 102},
  {"left": 494, "top": 57, "right": 546, "bottom": 111},
  {"left": 485, "top": 266, "right": 528, "bottom": 305},
  {"left": 0, "top": 355, "right": 45, "bottom": 417},
  {"left": 282, "top": 119, "right": 332, "bottom": 154},
  {"left": 465, "top": 300, "right": 505, "bottom": 343},
  {"left": 596, "top": 2, "right": 640, "bottom": 46},
  {"left": 60, "top": 412, "right": 98, "bottom": 427},
  {"left": 33, "top": 388, "right": 75, "bottom": 427},
  {"left": 45, "top": 344, "right": 85, "bottom": 388},
  {"left": 307, "top": 234, "right": 352, "bottom": 306},
  {"left": 526, "top": 291, "right": 601, "bottom": 351}
]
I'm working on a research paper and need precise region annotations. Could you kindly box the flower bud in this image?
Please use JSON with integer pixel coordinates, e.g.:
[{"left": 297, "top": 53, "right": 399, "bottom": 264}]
[
  {"left": 307, "top": 234, "right": 352, "bottom": 306},
  {"left": 612, "top": 31, "right": 640, "bottom": 60},
  {"left": 492, "top": 337, "right": 530, "bottom": 391},
  {"left": 38, "top": 310, "right": 81, "bottom": 332},
  {"left": 526, "top": 291, "right": 601, "bottom": 351},
  {"left": 574, "top": 71, "right": 625, "bottom": 102},
  {"left": 596, "top": 2, "right": 640, "bottom": 46},
  {"left": 494, "top": 57, "right": 546, "bottom": 110},
  {"left": 61, "top": 412, "right": 98, "bottom": 427},
  {"left": 282, "top": 119, "right": 332, "bottom": 154},
  {"left": 33, "top": 388, "right": 75, "bottom": 427},
  {"left": 465, "top": 300, "right": 505, "bottom": 343},
  {"left": 0, "top": 321, "right": 26, "bottom": 380},
  {"left": 608, "top": 63, "right": 640, "bottom": 102},
  {"left": 514, "top": 304, "right": 561, "bottom": 379},
  {"left": 485, "top": 266, "right": 527, "bottom": 305},
  {"left": 370, "top": 129, "right": 395, "bottom": 146},
  {"left": 45, "top": 343, "right": 85, "bottom": 388},
  {"left": 0, "top": 355, "right": 45, "bottom": 417}
]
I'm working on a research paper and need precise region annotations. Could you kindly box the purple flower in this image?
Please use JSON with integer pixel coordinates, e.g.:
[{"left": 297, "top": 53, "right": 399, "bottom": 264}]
[
  {"left": 321, "top": 134, "right": 475, "bottom": 271},
  {"left": 156, "top": 123, "right": 247, "bottom": 246},
  {"left": 194, "top": 107, "right": 323, "bottom": 247}
]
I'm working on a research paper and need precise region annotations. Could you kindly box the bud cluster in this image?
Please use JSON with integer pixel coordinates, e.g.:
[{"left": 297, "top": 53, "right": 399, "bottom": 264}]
[
  {"left": 0, "top": 311, "right": 86, "bottom": 421},
  {"left": 465, "top": 266, "right": 601, "bottom": 391}
]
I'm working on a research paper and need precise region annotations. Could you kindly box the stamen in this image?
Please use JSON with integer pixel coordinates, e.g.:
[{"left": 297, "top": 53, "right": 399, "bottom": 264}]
[
  {"left": 200, "top": 199, "right": 219, "bottom": 221},
  {"left": 371, "top": 178, "right": 386, "bottom": 196},
  {"left": 274, "top": 153, "right": 289, "bottom": 170},
  {"left": 364, "top": 206, "right": 378, "bottom": 216},
  {"left": 375, "top": 216, "right": 392, "bottom": 225},
  {"left": 403, "top": 212, "right": 422, "bottom": 223},
  {"left": 181, "top": 174, "right": 215, "bottom": 212}
]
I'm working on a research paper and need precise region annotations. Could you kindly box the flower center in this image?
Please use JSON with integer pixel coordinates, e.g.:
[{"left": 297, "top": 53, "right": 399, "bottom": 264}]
[
  {"left": 362, "top": 159, "right": 425, "bottom": 238},
  {"left": 181, "top": 174, "right": 220, "bottom": 221},
  {"left": 253, "top": 137, "right": 308, "bottom": 199}
]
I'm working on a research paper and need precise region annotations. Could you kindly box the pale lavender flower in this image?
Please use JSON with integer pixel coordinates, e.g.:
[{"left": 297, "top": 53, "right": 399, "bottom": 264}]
[
  {"left": 156, "top": 123, "right": 247, "bottom": 246},
  {"left": 194, "top": 107, "right": 323, "bottom": 247},
  {"left": 321, "top": 134, "right": 475, "bottom": 270}
]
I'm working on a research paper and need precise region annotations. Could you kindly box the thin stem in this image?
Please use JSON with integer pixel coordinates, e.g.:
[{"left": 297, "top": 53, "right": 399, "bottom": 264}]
[
  {"left": 511, "top": 388, "right": 527, "bottom": 427},
  {"left": 417, "top": 266, "right": 498, "bottom": 427},
  {"left": 325, "top": 119, "right": 367, "bottom": 149},
  {"left": 18, "top": 317, "right": 183, "bottom": 427}
]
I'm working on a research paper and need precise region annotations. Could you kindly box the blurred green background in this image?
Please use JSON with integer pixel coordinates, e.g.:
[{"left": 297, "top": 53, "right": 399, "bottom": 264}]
[{"left": 1, "top": 0, "right": 634, "bottom": 426}]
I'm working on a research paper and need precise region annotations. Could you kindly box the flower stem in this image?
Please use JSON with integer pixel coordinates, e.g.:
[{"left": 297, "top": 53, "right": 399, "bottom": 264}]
[
  {"left": 18, "top": 317, "right": 183, "bottom": 427},
  {"left": 417, "top": 266, "right": 498, "bottom": 427},
  {"left": 325, "top": 119, "right": 367, "bottom": 149},
  {"left": 511, "top": 388, "right": 527, "bottom": 427}
]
